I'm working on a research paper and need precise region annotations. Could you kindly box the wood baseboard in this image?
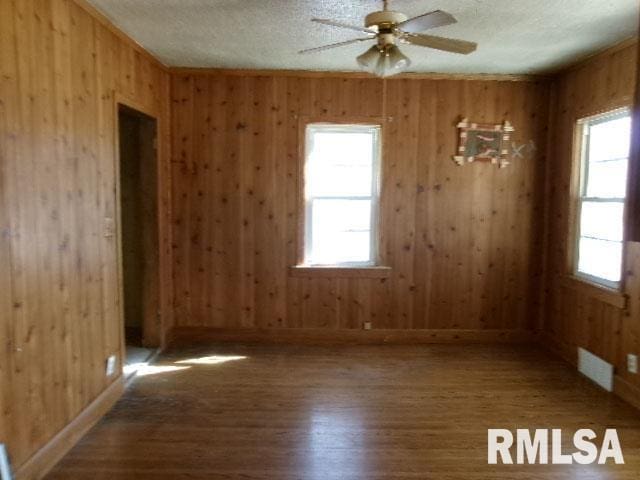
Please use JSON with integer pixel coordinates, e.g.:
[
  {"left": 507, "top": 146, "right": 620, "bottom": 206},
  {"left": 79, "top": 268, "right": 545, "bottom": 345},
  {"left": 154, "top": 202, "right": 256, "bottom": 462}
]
[
  {"left": 15, "top": 376, "right": 125, "bottom": 480},
  {"left": 169, "top": 326, "right": 534, "bottom": 346},
  {"left": 538, "top": 332, "right": 578, "bottom": 366},
  {"left": 614, "top": 375, "right": 640, "bottom": 411}
]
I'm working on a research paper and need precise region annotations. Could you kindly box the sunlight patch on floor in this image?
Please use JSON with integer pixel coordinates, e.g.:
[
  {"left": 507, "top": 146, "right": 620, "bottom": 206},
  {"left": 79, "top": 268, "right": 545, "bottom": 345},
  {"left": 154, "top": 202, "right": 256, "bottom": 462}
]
[{"left": 175, "top": 355, "right": 247, "bottom": 365}]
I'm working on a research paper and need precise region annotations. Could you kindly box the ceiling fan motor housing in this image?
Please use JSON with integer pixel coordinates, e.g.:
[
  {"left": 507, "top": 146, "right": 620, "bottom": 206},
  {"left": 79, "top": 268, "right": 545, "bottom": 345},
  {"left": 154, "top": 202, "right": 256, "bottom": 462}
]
[
  {"left": 366, "top": 10, "right": 408, "bottom": 47},
  {"left": 365, "top": 10, "right": 408, "bottom": 31}
]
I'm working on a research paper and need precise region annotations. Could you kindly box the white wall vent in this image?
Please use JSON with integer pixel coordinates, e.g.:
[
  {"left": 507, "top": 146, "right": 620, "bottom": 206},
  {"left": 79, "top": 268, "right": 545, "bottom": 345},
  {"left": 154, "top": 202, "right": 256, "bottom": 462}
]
[{"left": 578, "top": 347, "right": 614, "bottom": 392}]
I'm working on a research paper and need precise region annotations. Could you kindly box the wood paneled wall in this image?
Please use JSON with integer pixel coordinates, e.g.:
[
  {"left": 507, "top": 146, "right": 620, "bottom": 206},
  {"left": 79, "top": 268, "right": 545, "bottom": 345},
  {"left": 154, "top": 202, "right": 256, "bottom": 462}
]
[
  {"left": 1, "top": 0, "right": 634, "bottom": 474},
  {"left": 0, "top": 0, "right": 171, "bottom": 474},
  {"left": 170, "top": 73, "right": 550, "bottom": 332},
  {"left": 541, "top": 40, "right": 640, "bottom": 399}
]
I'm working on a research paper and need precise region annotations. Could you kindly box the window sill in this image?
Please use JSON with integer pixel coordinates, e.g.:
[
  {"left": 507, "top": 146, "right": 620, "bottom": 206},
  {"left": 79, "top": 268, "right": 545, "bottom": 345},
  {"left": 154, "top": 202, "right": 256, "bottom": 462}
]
[
  {"left": 289, "top": 265, "right": 392, "bottom": 279},
  {"left": 560, "top": 275, "right": 627, "bottom": 309}
]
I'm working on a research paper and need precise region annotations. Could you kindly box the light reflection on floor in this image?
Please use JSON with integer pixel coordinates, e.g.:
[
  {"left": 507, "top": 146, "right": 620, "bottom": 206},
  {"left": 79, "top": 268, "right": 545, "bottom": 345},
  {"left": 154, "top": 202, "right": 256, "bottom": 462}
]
[
  {"left": 176, "top": 355, "right": 247, "bottom": 365},
  {"left": 124, "top": 352, "right": 248, "bottom": 378},
  {"left": 124, "top": 363, "right": 191, "bottom": 377},
  {"left": 306, "top": 409, "right": 366, "bottom": 479}
]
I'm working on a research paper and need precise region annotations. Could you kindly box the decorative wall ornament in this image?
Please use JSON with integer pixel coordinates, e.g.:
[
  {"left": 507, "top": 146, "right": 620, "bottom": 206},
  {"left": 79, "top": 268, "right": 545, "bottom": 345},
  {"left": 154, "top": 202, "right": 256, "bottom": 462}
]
[
  {"left": 512, "top": 140, "right": 537, "bottom": 160},
  {"left": 512, "top": 142, "right": 526, "bottom": 160},
  {"left": 453, "top": 118, "right": 515, "bottom": 168}
]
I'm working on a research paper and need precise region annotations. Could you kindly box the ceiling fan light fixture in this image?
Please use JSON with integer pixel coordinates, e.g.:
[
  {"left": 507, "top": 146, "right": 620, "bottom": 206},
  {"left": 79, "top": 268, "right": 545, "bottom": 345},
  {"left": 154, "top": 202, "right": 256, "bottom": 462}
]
[
  {"left": 359, "top": 44, "right": 411, "bottom": 78},
  {"left": 373, "top": 51, "right": 392, "bottom": 77},
  {"left": 386, "top": 44, "right": 411, "bottom": 73},
  {"left": 356, "top": 45, "right": 383, "bottom": 72}
]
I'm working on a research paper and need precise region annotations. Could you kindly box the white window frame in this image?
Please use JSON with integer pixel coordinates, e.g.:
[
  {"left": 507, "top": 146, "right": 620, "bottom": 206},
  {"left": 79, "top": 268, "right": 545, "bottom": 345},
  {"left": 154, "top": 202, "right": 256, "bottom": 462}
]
[
  {"left": 303, "top": 123, "right": 382, "bottom": 267},
  {"left": 573, "top": 107, "right": 630, "bottom": 289}
]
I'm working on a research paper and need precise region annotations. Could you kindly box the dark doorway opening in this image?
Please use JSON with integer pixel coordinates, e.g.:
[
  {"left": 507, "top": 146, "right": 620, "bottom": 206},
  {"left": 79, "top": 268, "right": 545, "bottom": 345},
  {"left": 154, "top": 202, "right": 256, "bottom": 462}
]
[{"left": 117, "top": 104, "right": 159, "bottom": 375}]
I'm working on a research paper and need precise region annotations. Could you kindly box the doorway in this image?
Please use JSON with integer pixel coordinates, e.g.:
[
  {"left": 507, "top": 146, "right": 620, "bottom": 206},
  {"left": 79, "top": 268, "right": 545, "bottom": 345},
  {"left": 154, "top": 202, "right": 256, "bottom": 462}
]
[{"left": 117, "top": 104, "right": 159, "bottom": 376}]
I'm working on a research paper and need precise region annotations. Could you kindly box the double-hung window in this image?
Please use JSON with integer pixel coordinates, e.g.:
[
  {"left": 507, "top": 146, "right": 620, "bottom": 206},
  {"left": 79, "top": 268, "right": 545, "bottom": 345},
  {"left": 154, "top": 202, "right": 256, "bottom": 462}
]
[
  {"left": 303, "top": 123, "right": 381, "bottom": 266},
  {"left": 574, "top": 108, "right": 631, "bottom": 287}
]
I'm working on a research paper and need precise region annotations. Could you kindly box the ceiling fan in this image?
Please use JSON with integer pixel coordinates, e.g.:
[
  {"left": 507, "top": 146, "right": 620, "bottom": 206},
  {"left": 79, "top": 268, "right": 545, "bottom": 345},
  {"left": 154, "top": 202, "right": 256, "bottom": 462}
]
[{"left": 299, "top": 0, "right": 477, "bottom": 78}]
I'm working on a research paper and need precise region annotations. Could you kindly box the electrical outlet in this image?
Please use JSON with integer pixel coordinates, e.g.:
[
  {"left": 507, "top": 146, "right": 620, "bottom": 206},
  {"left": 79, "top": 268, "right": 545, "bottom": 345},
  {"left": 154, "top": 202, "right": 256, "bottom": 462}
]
[
  {"left": 0, "top": 443, "right": 13, "bottom": 480},
  {"left": 103, "top": 217, "right": 115, "bottom": 238},
  {"left": 363, "top": 321, "right": 372, "bottom": 330},
  {"left": 628, "top": 354, "right": 638, "bottom": 374},
  {"left": 106, "top": 355, "right": 118, "bottom": 377}
]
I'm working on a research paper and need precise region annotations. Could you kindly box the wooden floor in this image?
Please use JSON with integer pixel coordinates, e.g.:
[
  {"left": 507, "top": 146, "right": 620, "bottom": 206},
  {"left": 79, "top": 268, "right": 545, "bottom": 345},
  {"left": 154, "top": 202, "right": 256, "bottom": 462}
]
[{"left": 47, "top": 344, "right": 640, "bottom": 479}]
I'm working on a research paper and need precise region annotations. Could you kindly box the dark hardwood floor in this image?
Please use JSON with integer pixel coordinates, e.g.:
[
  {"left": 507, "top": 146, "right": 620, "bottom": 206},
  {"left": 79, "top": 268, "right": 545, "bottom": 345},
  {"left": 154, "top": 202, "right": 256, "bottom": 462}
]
[{"left": 47, "top": 344, "right": 640, "bottom": 479}]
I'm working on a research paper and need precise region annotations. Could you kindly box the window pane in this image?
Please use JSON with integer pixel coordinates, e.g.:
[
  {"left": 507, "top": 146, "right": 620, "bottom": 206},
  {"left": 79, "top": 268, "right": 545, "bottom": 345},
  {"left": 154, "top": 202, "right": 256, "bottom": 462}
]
[
  {"left": 577, "top": 237, "right": 622, "bottom": 283},
  {"left": 585, "top": 158, "right": 627, "bottom": 198},
  {"left": 313, "top": 132, "right": 374, "bottom": 166},
  {"left": 310, "top": 199, "right": 371, "bottom": 264},
  {"left": 310, "top": 231, "right": 371, "bottom": 265},
  {"left": 579, "top": 201, "right": 623, "bottom": 242},
  {"left": 312, "top": 199, "right": 371, "bottom": 236},
  {"left": 588, "top": 115, "right": 631, "bottom": 162},
  {"left": 309, "top": 163, "right": 372, "bottom": 197},
  {"left": 309, "top": 131, "right": 375, "bottom": 197}
]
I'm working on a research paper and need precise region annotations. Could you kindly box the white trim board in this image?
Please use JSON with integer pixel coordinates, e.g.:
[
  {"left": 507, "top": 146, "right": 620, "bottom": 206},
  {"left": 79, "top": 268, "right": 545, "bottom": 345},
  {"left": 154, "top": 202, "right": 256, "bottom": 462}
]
[{"left": 0, "top": 444, "right": 13, "bottom": 480}]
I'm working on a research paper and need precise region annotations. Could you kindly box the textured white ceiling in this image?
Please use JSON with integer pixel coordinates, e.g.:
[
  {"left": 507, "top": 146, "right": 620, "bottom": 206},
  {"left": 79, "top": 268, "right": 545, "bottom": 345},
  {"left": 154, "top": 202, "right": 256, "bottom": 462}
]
[{"left": 87, "top": 0, "right": 638, "bottom": 74}]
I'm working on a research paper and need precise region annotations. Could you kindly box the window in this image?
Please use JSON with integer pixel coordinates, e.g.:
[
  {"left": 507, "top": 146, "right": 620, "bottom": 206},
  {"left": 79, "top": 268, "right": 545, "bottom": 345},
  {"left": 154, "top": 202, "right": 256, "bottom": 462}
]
[
  {"left": 574, "top": 108, "right": 631, "bottom": 287},
  {"left": 303, "top": 123, "right": 381, "bottom": 266}
]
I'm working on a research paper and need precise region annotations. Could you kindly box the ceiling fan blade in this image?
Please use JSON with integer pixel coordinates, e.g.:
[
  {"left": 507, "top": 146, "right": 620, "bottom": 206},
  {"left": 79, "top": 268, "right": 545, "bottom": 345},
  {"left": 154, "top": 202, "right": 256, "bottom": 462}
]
[
  {"left": 298, "top": 37, "right": 373, "bottom": 55},
  {"left": 311, "top": 18, "right": 377, "bottom": 34},
  {"left": 396, "top": 10, "right": 457, "bottom": 34},
  {"left": 403, "top": 34, "right": 477, "bottom": 54}
]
